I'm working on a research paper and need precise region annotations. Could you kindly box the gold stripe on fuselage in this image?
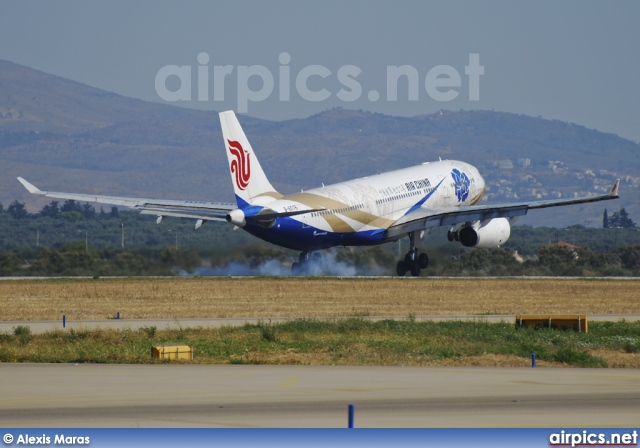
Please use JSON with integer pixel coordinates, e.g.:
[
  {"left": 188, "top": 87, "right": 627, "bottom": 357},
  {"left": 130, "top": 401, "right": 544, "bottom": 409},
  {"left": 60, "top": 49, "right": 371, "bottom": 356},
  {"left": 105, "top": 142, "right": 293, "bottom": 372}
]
[
  {"left": 284, "top": 192, "right": 394, "bottom": 232},
  {"left": 255, "top": 191, "right": 284, "bottom": 200},
  {"left": 468, "top": 187, "right": 485, "bottom": 206}
]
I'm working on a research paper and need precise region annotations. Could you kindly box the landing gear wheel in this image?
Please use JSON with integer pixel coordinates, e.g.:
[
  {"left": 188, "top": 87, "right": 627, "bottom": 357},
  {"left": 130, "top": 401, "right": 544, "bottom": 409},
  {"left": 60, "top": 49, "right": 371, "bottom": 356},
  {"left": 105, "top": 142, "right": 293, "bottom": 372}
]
[
  {"left": 294, "top": 252, "right": 324, "bottom": 276},
  {"left": 418, "top": 253, "right": 429, "bottom": 269},
  {"left": 396, "top": 261, "right": 407, "bottom": 277},
  {"left": 396, "top": 231, "right": 428, "bottom": 276}
]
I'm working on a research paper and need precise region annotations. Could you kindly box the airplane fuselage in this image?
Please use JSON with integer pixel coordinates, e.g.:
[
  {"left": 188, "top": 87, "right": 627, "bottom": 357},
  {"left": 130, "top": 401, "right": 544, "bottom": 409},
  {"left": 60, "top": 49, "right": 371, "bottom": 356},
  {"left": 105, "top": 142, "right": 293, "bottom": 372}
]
[{"left": 238, "top": 160, "right": 485, "bottom": 251}]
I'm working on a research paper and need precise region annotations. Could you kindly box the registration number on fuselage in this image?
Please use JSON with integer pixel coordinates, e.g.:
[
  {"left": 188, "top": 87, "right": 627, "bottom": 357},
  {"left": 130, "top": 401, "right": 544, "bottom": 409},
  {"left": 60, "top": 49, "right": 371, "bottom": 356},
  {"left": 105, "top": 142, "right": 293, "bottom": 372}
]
[{"left": 283, "top": 205, "right": 301, "bottom": 213}]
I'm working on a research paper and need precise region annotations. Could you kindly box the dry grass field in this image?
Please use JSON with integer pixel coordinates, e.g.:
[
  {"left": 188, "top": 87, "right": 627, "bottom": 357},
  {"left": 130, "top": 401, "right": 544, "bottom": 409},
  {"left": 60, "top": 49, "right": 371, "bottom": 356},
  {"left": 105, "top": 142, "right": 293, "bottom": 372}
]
[{"left": 1, "top": 277, "right": 639, "bottom": 321}]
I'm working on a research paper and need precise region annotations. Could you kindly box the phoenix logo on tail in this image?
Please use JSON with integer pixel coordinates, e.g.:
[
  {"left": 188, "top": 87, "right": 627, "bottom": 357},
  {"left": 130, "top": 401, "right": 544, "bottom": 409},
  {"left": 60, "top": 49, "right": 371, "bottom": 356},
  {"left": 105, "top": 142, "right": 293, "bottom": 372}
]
[{"left": 228, "top": 139, "right": 251, "bottom": 190}]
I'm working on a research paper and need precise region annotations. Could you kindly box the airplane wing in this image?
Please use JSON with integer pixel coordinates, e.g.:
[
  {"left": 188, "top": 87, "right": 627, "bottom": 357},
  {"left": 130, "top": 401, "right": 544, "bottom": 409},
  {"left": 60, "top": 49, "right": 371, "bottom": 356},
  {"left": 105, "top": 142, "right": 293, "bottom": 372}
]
[
  {"left": 386, "top": 179, "right": 620, "bottom": 239},
  {"left": 17, "top": 177, "right": 236, "bottom": 222}
]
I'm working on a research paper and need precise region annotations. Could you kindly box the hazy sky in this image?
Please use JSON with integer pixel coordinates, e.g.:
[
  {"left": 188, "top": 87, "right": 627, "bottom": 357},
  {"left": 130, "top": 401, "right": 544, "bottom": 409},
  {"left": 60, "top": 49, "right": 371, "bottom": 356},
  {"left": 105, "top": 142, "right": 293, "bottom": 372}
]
[{"left": 1, "top": 0, "right": 639, "bottom": 142}]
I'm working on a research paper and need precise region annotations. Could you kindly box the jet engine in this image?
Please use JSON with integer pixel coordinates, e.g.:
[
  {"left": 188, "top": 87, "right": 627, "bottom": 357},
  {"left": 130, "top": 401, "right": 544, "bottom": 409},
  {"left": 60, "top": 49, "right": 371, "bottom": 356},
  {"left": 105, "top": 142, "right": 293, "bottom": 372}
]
[
  {"left": 226, "top": 207, "right": 277, "bottom": 229},
  {"left": 457, "top": 217, "right": 511, "bottom": 248}
]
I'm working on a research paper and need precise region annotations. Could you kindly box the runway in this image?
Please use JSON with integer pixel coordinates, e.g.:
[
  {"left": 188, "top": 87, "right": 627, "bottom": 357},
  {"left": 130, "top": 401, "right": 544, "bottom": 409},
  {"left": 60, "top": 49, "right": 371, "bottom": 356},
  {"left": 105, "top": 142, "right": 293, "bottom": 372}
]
[
  {"left": 1, "top": 364, "right": 638, "bottom": 427},
  {"left": 2, "top": 314, "right": 639, "bottom": 334}
]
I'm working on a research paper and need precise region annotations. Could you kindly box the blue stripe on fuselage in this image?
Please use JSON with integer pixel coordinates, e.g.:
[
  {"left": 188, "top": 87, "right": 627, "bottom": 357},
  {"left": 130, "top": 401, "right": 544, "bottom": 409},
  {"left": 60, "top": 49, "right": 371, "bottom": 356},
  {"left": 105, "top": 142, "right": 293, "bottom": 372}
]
[
  {"left": 404, "top": 176, "right": 446, "bottom": 216},
  {"left": 235, "top": 195, "right": 250, "bottom": 209},
  {"left": 240, "top": 216, "right": 386, "bottom": 252}
]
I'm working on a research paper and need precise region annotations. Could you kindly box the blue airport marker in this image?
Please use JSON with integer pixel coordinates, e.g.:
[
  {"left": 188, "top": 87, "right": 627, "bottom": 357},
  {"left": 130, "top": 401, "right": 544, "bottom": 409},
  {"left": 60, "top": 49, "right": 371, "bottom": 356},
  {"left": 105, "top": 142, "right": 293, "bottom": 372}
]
[
  {"left": 531, "top": 352, "right": 536, "bottom": 368},
  {"left": 63, "top": 314, "right": 66, "bottom": 328},
  {"left": 348, "top": 404, "right": 355, "bottom": 428},
  {"left": 117, "top": 311, "right": 120, "bottom": 320}
]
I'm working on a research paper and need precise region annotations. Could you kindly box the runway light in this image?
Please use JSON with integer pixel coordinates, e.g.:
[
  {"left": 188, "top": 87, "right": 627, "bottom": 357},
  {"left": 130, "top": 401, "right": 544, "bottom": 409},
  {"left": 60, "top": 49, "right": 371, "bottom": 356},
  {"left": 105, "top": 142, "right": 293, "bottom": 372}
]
[{"left": 348, "top": 404, "right": 355, "bottom": 428}]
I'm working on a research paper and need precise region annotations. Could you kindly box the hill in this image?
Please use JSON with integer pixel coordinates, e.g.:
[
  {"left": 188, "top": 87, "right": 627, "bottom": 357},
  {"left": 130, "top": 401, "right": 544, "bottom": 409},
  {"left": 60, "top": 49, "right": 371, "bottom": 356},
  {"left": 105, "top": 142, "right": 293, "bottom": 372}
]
[{"left": 1, "top": 58, "right": 638, "bottom": 227}]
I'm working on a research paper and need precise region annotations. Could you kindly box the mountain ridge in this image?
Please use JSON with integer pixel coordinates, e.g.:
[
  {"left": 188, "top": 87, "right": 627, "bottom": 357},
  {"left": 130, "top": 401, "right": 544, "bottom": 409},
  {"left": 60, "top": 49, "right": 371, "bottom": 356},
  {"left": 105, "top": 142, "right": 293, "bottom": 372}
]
[{"left": 0, "top": 58, "right": 637, "bottom": 227}]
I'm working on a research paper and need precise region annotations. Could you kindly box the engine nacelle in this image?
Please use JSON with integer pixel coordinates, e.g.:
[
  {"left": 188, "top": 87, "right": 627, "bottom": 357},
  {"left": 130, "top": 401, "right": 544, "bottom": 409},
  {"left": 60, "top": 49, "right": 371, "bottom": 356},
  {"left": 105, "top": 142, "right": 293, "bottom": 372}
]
[
  {"left": 226, "top": 207, "right": 277, "bottom": 229},
  {"left": 226, "top": 209, "right": 246, "bottom": 227},
  {"left": 458, "top": 218, "right": 511, "bottom": 248}
]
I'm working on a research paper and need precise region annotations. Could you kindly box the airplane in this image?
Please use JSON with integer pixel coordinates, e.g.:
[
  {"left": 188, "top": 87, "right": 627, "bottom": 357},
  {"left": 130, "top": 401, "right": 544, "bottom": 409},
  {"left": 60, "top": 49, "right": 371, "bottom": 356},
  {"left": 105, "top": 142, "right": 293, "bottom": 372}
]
[{"left": 18, "top": 110, "right": 620, "bottom": 276}]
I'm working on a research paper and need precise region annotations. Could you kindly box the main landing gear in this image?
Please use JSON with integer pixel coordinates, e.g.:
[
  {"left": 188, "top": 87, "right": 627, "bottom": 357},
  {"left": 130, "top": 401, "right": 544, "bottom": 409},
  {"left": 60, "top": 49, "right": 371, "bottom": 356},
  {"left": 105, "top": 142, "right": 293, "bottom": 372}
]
[
  {"left": 396, "top": 231, "right": 428, "bottom": 277},
  {"left": 291, "top": 252, "right": 323, "bottom": 276}
]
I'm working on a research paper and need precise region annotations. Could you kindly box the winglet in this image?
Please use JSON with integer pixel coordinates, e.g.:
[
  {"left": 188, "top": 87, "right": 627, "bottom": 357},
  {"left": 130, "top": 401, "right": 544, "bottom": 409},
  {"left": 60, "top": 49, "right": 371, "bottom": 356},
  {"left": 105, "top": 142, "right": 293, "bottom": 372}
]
[
  {"left": 609, "top": 179, "right": 620, "bottom": 197},
  {"left": 17, "top": 177, "right": 43, "bottom": 195}
]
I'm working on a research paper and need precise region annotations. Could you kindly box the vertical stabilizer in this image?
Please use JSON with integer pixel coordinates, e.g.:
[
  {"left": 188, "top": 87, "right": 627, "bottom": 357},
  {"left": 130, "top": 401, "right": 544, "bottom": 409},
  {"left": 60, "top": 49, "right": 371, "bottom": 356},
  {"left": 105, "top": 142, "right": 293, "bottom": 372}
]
[{"left": 219, "top": 111, "right": 281, "bottom": 207}]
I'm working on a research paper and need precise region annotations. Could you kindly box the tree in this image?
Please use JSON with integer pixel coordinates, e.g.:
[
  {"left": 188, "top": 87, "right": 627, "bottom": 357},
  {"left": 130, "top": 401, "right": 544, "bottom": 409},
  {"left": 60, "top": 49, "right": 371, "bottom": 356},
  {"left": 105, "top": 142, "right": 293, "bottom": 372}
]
[
  {"left": 81, "top": 203, "right": 96, "bottom": 219},
  {"left": 0, "top": 252, "right": 21, "bottom": 275},
  {"left": 620, "top": 244, "right": 640, "bottom": 273},
  {"left": 609, "top": 211, "right": 620, "bottom": 228},
  {"left": 618, "top": 208, "right": 636, "bottom": 228},
  {"left": 608, "top": 208, "right": 636, "bottom": 229},
  {"left": 39, "top": 201, "right": 60, "bottom": 218},
  {"left": 160, "top": 247, "right": 201, "bottom": 273},
  {"left": 109, "top": 206, "right": 120, "bottom": 218},
  {"left": 113, "top": 252, "right": 148, "bottom": 275},
  {"left": 537, "top": 245, "right": 582, "bottom": 276},
  {"left": 61, "top": 200, "right": 82, "bottom": 214},
  {"left": 0, "top": 202, "right": 4, "bottom": 213},
  {"left": 7, "top": 200, "right": 29, "bottom": 219},
  {"left": 603, "top": 209, "right": 609, "bottom": 229}
]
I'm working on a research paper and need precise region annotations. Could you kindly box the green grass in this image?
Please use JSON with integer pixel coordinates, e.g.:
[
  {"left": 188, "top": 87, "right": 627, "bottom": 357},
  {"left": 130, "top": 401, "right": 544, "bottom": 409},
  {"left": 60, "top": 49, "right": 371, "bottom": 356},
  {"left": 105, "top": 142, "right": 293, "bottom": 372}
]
[{"left": 1, "top": 319, "right": 639, "bottom": 367}]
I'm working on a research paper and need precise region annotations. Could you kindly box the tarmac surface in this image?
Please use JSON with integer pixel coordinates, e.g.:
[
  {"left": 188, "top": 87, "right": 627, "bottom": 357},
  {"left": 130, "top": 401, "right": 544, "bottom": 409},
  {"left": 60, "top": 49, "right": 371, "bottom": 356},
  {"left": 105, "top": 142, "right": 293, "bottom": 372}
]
[
  {"left": 1, "top": 364, "right": 639, "bottom": 428},
  {"left": 2, "top": 314, "right": 639, "bottom": 334}
]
